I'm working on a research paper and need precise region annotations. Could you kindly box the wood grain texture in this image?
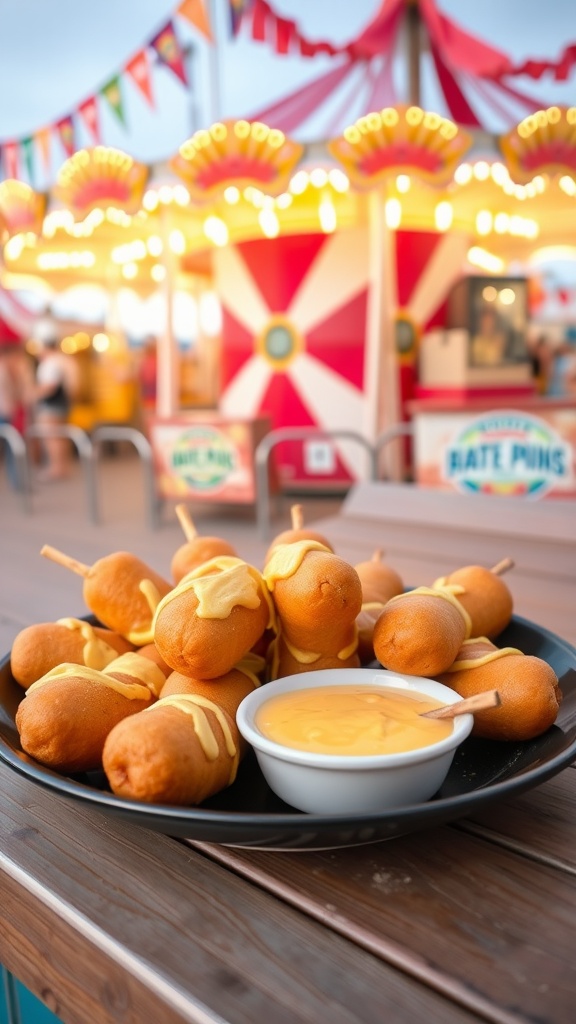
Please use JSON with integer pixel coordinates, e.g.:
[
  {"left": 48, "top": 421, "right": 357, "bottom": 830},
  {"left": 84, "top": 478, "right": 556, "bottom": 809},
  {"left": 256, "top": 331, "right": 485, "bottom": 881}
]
[
  {"left": 457, "top": 766, "right": 576, "bottom": 873},
  {"left": 0, "top": 762, "right": 483, "bottom": 1024},
  {"left": 196, "top": 807, "right": 576, "bottom": 1024}
]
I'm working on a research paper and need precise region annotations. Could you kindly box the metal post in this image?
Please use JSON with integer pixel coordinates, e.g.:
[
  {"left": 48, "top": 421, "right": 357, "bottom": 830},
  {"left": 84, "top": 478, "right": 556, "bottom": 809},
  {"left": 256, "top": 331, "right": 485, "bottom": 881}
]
[
  {"left": 91, "top": 426, "right": 161, "bottom": 530},
  {"left": 0, "top": 424, "right": 32, "bottom": 513},
  {"left": 255, "top": 428, "right": 378, "bottom": 539}
]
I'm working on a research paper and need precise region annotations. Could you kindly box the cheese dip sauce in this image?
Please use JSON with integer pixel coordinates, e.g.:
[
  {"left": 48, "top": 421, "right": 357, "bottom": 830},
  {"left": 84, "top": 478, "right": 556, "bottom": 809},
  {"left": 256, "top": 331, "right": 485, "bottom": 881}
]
[{"left": 255, "top": 685, "right": 453, "bottom": 756}]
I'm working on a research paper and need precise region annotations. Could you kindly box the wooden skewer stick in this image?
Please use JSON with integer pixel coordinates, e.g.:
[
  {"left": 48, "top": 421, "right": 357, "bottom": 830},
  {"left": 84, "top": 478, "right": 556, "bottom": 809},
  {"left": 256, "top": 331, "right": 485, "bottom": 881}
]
[
  {"left": 490, "top": 558, "right": 515, "bottom": 576},
  {"left": 291, "top": 504, "right": 304, "bottom": 531},
  {"left": 175, "top": 503, "right": 198, "bottom": 542},
  {"left": 40, "top": 544, "right": 90, "bottom": 579},
  {"left": 372, "top": 548, "right": 384, "bottom": 562},
  {"left": 421, "top": 690, "right": 501, "bottom": 720}
]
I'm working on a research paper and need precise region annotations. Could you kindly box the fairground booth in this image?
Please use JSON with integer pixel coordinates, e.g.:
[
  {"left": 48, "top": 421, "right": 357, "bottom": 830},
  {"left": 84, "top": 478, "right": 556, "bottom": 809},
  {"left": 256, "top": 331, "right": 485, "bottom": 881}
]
[{"left": 2, "top": 0, "right": 576, "bottom": 502}]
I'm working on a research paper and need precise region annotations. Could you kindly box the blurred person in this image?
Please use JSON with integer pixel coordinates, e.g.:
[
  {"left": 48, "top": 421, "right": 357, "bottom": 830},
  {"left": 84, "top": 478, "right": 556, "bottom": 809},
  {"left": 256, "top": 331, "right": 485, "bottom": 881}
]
[
  {"left": 547, "top": 340, "right": 576, "bottom": 397},
  {"left": 34, "top": 336, "right": 77, "bottom": 481},
  {"left": 137, "top": 335, "right": 158, "bottom": 413},
  {"left": 0, "top": 342, "right": 34, "bottom": 487},
  {"left": 470, "top": 307, "right": 508, "bottom": 367},
  {"left": 529, "top": 334, "right": 554, "bottom": 395}
]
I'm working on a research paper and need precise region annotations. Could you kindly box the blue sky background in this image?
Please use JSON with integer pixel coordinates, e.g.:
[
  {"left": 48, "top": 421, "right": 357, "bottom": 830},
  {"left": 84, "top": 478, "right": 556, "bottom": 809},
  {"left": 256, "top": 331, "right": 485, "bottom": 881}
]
[{"left": 0, "top": 0, "right": 575, "bottom": 188}]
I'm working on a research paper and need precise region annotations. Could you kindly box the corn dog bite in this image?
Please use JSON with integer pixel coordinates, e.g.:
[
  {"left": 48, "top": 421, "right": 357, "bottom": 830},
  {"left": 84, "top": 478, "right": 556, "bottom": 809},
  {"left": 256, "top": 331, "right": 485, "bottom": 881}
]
[
  {"left": 268, "top": 633, "right": 360, "bottom": 681},
  {"left": 171, "top": 503, "right": 237, "bottom": 584},
  {"left": 160, "top": 652, "right": 265, "bottom": 721},
  {"left": 264, "top": 541, "right": 362, "bottom": 657},
  {"left": 153, "top": 556, "right": 274, "bottom": 679},
  {"left": 437, "top": 637, "right": 562, "bottom": 741},
  {"left": 433, "top": 558, "right": 514, "bottom": 640},
  {"left": 354, "top": 550, "right": 404, "bottom": 664},
  {"left": 41, "top": 545, "right": 172, "bottom": 646},
  {"left": 102, "top": 693, "right": 241, "bottom": 805},
  {"left": 10, "top": 618, "right": 134, "bottom": 689},
  {"left": 373, "top": 587, "right": 471, "bottom": 676},
  {"left": 263, "top": 504, "right": 334, "bottom": 566},
  {"left": 15, "top": 652, "right": 167, "bottom": 774}
]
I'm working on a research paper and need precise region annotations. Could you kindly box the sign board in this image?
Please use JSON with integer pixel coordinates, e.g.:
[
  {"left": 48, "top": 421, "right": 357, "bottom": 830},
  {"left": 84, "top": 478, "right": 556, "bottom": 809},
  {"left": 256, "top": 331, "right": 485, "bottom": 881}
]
[
  {"left": 414, "top": 408, "right": 576, "bottom": 498},
  {"left": 149, "top": 417, "right": 266, "bottom": 503}
]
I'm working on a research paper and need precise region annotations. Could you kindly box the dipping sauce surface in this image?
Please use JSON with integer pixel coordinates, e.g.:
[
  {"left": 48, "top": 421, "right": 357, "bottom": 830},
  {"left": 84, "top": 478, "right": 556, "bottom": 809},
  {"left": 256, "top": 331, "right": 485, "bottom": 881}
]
[{"left": 255, "top": 685, "right": 453, "bottom": 756}]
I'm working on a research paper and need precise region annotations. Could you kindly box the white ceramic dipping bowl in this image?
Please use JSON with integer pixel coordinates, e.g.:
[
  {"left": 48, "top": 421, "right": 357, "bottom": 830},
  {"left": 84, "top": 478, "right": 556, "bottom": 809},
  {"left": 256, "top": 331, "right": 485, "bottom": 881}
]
[{"left": 236, "top": 669, "right": 474, "bottom": 815}]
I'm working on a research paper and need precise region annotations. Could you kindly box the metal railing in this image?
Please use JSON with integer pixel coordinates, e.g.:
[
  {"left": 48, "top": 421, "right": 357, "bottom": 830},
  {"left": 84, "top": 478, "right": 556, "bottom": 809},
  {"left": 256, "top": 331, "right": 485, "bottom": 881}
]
[
  {"left": 255, "top": 427, "right": 379, "bottom": 539},
  {"left": 90, "top": 426, "right": 161, "bottom": 529},
  {"left": 25, "top": 423, "right": 95, "bottom": 518},
  {"left": 0, "top": 424, "right": 31, "bottom": 512},
  {"left": 374, "top": 422, "right": 414, "bottom": 480}
]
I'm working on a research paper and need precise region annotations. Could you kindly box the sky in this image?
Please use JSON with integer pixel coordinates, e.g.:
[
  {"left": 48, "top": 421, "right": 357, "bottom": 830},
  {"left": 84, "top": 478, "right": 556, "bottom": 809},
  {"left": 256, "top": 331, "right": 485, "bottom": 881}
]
[{"left": 0, "top": 0, "right": 575, "bottom": 189}]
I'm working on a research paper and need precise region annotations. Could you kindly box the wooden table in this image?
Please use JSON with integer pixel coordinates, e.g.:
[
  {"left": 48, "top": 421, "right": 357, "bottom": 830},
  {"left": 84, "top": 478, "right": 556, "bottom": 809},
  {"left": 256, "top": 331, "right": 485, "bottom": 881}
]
[{"left": 1, "top": 756, "right": 575, "bottom": 1024}]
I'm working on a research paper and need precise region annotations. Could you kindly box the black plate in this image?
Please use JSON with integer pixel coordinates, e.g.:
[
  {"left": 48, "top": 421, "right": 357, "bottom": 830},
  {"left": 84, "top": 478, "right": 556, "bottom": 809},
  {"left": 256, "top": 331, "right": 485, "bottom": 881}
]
[{"left": 1, "top": 615, "right": 576, "bottom": 851}]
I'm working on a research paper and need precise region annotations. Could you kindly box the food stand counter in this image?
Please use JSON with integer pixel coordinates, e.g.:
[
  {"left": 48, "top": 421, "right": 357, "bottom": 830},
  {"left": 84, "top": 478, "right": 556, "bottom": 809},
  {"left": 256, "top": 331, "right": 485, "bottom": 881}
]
[{"left": 409, "top": 396, "right": 576, "bottom": 498}]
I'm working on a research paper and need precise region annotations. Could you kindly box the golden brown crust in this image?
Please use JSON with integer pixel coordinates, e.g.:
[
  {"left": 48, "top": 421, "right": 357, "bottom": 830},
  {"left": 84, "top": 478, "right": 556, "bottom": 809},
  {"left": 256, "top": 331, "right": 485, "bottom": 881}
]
[
  {"left": 102, "top": 703, "right": 240, "bottom": 805},
  {"left": 269, "top": 634, "right": 360, "bottom": 680},
  {"left": 15, "top": 675, "right": 154, "bottom": 773},
  {"left": 441, "top": 566, "right": 513, "bottom": 639},
  {"left": 83, "top": 552, "right": 172, "bottom": 640},
  {"left": 437, "top": 654, "right": 561, "bottom": 741},
  {"left": 272, "top": 550, "right": 362, "bottom": 654},
  {"left": 373, "top": 594, "right": 467, "bottom": 676},
  {"left": 264, "top": 528, "right": 333, "bottom": 566},
  {"left": 355, "top": 561, "right": 404, "bottom": 605},
  {"left": 160, "top": 667, "right": 259, "bottom": 721},
  {"left": 10, "top": 622, "right": 133, "bottom": 689},
  {"left": 154, "top": 588, "right": 269, "bottom": 679},
  {"left": 171, "top": 538, "right": 237, "bottom": 584}
]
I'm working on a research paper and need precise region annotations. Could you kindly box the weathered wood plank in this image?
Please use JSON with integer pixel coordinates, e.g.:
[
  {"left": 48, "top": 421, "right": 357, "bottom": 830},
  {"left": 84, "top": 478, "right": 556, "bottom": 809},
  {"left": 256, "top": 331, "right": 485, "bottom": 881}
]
[
  {"left": 0, "top": 763, "right": 484, "bottom": 1024},
  {"left": 196, "top": 811, "right": 576, "bottom": 1024},
  {"left": 456, "top": 767, "right": 576, "bottom": 873}
]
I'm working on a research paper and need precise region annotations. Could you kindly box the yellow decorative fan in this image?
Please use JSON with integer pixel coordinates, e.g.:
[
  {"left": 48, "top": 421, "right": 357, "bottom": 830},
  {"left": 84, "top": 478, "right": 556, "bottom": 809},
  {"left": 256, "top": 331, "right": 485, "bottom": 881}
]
[
  {"left": 171, "top": 120, "right": 304, "bottom": 201},
  {"left": 0, "top": 180, "right": 46, "bottom": 240},
  {"left": 328, "top": 105, "right": 472, "bottom": 189},
  {"left": 54, "top": 147, "right": 148, "bottom": 219},
  {"left": 500, "top": 106, "right": 576, "bottom": 184}
]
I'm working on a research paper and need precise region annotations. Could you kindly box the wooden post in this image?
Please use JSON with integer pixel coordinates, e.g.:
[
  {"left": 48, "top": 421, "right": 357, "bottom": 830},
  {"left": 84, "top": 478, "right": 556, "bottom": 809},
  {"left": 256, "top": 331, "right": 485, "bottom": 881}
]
[
  {"left": 157, "top": 208, "right": 180, "bottom": 418},
  {"left": 363, "top": 189, "right": 403, "bottom": 480},
  {"left": 406, "top": 0, "right": 421, "bottom": 107}
]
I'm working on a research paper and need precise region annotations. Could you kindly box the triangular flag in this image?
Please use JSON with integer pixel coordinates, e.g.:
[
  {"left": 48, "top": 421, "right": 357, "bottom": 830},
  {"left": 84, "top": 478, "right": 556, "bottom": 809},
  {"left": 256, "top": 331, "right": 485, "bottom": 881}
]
[
  {"left": 125, "top": 49, "right": 155, "bottom": 106},
  {"left": 4, "top": 141, "right": 19, "bottom": 179},
  {"left": 100, "top": 75, "right": 126, "bottom": 126},
  {"left": 56, "top": 115, "right": 76, "bottom": 157},
  {"left": 150, "top": 19, "right": 188, "bottom": 85},
  {"left": 34, "top": 127, "right": 52, "bottom": 173},
  {"left": 78, "top": 96, "right": 101, "bottom": 143},
  {"left": 22, "top": 137, "right": 35, "bottom": 184},
  {"left": 178, "top": 0, "right": 212, "bottom": 41},
  {"left": 228, "top": 0, "right": 254, "bottom": 36}
]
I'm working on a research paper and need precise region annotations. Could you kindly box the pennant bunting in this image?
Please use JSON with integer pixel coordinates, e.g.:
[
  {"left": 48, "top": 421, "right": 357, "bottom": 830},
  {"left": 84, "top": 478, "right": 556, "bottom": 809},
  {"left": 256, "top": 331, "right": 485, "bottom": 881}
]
[
  {"left": 78, "top": 96, "right": 101, "bottom": 142},
  {"left": 22, "top": 137, "right": 35, "bottom": 183},
  {"left": 228, "top": 0, "right": 253, "bottom": 36},
  {"left": 178, "top": 0, "right": 212, "bottom": 41},
  {"left": 125, "top": 49, "right": 155, "bottom": 106},
  {"left": 34, "top": 127, "right": 51, "bottom": 173},
  {"left": 150, "top": 19, "right": 188, "bottom": 85},
  {"left": 56, "top": 115, "right": 76, "bottom": 157},
  {"left": 101, "top": 75, "right": 126, "bottom": 126},
  {"left": 4, "top": 142, "right": 20, "bottom": 179}
]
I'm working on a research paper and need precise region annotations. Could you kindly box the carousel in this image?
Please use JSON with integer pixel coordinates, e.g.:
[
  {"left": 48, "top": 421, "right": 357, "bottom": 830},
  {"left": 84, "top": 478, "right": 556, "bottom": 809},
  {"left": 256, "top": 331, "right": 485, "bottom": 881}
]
[{"left": 1, "top": 0, "right": 576, "bottom": 500}]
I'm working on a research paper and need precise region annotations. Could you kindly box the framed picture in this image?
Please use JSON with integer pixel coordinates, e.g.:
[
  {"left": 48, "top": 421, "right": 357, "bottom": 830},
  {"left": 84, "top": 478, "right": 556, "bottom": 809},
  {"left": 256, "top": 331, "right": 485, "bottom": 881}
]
[{"left": 468, "top": 277, "right": 530, "bottom": 368}]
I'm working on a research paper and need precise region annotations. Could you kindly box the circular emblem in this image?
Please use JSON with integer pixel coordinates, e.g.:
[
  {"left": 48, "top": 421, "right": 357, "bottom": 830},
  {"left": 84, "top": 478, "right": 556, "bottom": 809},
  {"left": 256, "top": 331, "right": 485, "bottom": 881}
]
[
  {"left": 257, "top": 316, "right": 303, "bottom": 369},
  {"left": 395, "top": 315, "right": 417, "bottom": 356},
  {"left": 170, "top": 426, "right": 237, "bottom": 491},
  {"left": 444, "top": 411, "right": 571, "bottom": 498}
]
